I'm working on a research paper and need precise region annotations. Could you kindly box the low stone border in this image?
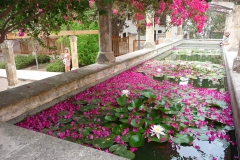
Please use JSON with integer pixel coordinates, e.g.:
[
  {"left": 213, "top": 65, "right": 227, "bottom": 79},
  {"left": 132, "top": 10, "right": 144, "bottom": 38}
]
[
  {"left": 0, "top": 39, "right": 182, "bottom": 124},
  {"left": 223, "top": 47, "right": 240, "bottom": 155}
]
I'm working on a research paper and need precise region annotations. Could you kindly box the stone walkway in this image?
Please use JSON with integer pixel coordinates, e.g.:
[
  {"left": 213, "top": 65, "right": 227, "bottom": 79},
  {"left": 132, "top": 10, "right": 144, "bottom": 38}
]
[{"left": 0, "top": 68, "right": 62, "bottom": 92}]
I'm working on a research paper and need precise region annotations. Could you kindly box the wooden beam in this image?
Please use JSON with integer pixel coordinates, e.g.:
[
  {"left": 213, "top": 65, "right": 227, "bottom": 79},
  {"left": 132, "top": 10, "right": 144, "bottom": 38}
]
[{"left": 6, "top": 30, "right": 99, "bottom": 40}]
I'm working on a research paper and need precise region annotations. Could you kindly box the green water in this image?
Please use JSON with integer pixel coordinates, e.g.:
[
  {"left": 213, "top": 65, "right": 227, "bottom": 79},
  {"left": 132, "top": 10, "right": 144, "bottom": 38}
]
[{"left": 133, "top": 49, "right": 236, "bottom": 160}]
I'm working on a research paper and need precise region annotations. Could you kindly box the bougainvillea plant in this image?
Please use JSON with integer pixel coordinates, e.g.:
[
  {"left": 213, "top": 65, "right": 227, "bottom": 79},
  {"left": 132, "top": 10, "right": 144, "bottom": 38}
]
[
  {"left": 17, "top": 67, "right": 234, "bottom": 159},
  {"left": 1, "top": 0, "right": 209, "bottom": 44}
]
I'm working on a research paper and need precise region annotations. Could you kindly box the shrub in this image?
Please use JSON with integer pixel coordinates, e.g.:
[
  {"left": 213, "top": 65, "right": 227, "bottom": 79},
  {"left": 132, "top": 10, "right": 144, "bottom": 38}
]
[
  {"left": 0, "top": 62, "right": 5, "bottom": 69},
  {"left": 10, "top": 54, "right": 51, "bottom": 69},
  {"left": 15, "top": 55, "right": 34, "bottom": 69},
  {"left": 36, "top": 54, "right": 51, "bottom": 63},
  {"left": 77, "top": 34, "right": 99, "bottom": 66},
  {"left": 46, "top": 60, "right": 65, "bottom": 72}
]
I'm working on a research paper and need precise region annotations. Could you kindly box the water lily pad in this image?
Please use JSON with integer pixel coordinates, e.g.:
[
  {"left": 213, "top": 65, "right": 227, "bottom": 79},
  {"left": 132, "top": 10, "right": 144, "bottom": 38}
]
[
  {"left": 58, "top": 118, "right": 72, "bottom": 124},
  {"left": 109, "top": 144, "right": 127, "bottom": 152},
  {"left": 57, "top": 111, "right": 68, "bottom": 116},
  {"left": 117, "top": 95, "right": 127, "bottom": 106},
  {"left": 121, "top": 134, "right": 132, "bottom": 142},
  {"left": 172, "top": 134, "right": 194, "bottom": 144},
  {"left": 79, "top": 105, "right": 98, "bottom": 112},
  {"left": 92, "top": 138, "right": 114, "bottom": 149},
  {"left": 129, "top": 134, "right": 145, "bottom": 147},
  {"left": 115, "top": 107, "right": 128, "bottom": 112},
  {"left": 128, "top": 99, "right": 143, "bottom": 111},
  {"left": 105, "top": 115, "right": 117, "bottom": 121},
  {"left": 130, "top": 119, "right": 144, "bottom": 128},
  {"left": 115, "top": 112, "right": 128, "bottom": 118},
  {"left": 114, "top": 149, "right": 135, "bottom": 159}
]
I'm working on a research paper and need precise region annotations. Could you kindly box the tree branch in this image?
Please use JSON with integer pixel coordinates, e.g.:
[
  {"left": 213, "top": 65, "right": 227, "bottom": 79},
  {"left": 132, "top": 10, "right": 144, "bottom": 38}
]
[
  {"left": 0, "top": 0, "right": 21, "bottom": 19},
  {"left": 5, "top": 11, "right": 44, "bottom": 32},
  {"left": 2, "top": 4, "right": 34, "bottom": 29}
]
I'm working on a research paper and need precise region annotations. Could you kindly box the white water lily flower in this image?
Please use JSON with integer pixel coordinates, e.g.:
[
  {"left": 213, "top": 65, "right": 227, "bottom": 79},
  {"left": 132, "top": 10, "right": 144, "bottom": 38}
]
[
  {"left": 121, "top": 90, "right": 130, "bottom": 97},
  {"left": 196, "top": 65, "right": 201, "bottom": 68},
  {"left": 150, "top": 125, "right": 165, "bottom": 139},
  {"left": 157, "top": 68, "right": 162, "bottom": 72},
  {"left": 207, "top": 67, "right": 211, "bottom": 71}
]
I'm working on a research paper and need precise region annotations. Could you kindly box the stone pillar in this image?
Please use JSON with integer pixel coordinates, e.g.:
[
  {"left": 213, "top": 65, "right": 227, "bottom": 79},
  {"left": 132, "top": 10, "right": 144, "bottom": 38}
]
[
  {"left": 232, "top": 40, "right": 240, "bottom": 73},
  {"left": 0, "top": 40, "right": 18, "bottom": 87},
  {"left": 157, "top": 33, "right": 166, "bottom": 44},
  {"left": 96, "top": 1, "right": 116, "bottom": 64},
  {"left": 165, "top": 16, "right": 173, "bottom": 42},
  {"left": 177, "top": 25, "right": 183, "bottom": 39},
  {"left": 144, "top": 10, "right": 156, "bottom": 49},
  {"left": 69, "top": 36, "right": 79, "bottom": 70},
  {"left": 128, "top": 33, "right": 137, "bottom": 53},
  {"left": 226, "top": 5, "right": 240, "bottom": 51}
]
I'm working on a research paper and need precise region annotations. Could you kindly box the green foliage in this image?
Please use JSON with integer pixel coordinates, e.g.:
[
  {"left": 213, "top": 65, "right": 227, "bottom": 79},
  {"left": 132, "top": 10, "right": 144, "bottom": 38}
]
[
  {"left": 57, "top": 21, "right": 99, "bottom": 66},
  {"left": 0, "top": 62, "right": 5, "bottom": 69},
  {"left": 46, "top": 60, "right": 65, "bottom": 72},
  {"left": 12, "top": 54, "right": 50, "bottom": 69},
  {"left": 77, "top": 34, "right": 99, "bottom": 65}
]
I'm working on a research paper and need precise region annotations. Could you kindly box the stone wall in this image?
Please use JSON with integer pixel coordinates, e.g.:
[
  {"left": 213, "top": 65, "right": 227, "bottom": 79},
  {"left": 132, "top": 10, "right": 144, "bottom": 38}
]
[{"left": 0, "top": 40, "right": 182, "bottom": 124}]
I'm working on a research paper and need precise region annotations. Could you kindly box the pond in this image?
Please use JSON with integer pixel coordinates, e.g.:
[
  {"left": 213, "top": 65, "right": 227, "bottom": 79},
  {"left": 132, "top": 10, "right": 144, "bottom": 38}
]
[{"left": 16, "top": 48, "right": 238, "bottom": 160}]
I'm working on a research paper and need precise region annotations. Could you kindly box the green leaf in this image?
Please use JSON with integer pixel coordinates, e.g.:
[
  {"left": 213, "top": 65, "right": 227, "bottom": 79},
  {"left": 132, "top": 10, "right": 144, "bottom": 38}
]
[
  {"left": 121, "top": 134, "right": 132, "bottom": 142},
  {"left": 90, "top": 98, "right": 102, "bottom": 104},
  {"left": 117, "top": 95, "right": 127, "bottom": 106},
  {"left": 141, "top": 90, "right": 156, "bottom": 99},
  {"left": 72, "top": 100, "right": 87, "bottom": 105},
  {"left": 115, "top": 113, "right": 128, "bottom": 118},
  {"left": 102, "top": 109, "right": 116, "bottom": 115},
  {"left": 115, "top": 107, "right": 128, "bottom": 112},
  {"left": 130, "top": 119, "right": 144, "bottom": 128},
  {"left": 129, "top": 134, "right": 145, "bottom": 147},
  {"left": 172, "top": 134, "right": 194, "bottom": 144},
  {"left": 79, "top": 105, "right": 98, "bottom": 112},
  {"left": 128, "top": 99, "right": 143, "bottom": 111},
  {"left": 59, "top": 124, "right": 72, "bottom": 132},
  {"left": 114, "top": 150, "right": 135, "bottom": 160},
  {"left": 148, "top": 134, "right": 169, "bottom": 143},
  {"left": 92, "top": 138, "right": 114, "bottom": 149},
  {"left": 82, "top": 128, "right": 93, "bottom": 137},
  {"left": 64, "top": 136, "right": 72, "bottom": 141},
  {"left": 119, "top": 118, "right": 128, "bottom": 123},
  {"left": 109, "top": 144, "right": 127, "bottom": 152},
  {"left": 58, "top": 118, "right": 72, "bottom": 124},
  {"left": 57, "top": 111, "right": 68, "bottom": 116},
  {"left": 105, "top": 115, "right": 117, "bottom": 121}
]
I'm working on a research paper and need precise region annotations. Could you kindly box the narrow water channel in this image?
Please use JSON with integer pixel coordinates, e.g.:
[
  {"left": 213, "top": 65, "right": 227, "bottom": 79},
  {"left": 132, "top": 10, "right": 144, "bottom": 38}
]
[
  {"left": 16, "top": 47, "right": 238, "bottom": 160},
  {"left": 133, "top": 48, "right": 238, "bottom": 160}
]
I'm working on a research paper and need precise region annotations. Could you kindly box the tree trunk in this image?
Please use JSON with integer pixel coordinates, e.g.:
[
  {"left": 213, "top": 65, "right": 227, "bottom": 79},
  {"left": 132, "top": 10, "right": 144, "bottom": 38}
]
[{"left": 0, "top": 30, "right": 6, "bottom": 44}]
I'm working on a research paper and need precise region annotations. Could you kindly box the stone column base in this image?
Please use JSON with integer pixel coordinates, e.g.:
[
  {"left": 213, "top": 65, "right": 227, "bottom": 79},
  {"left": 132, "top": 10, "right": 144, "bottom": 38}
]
[
  {"left": 164, "top": 38, "right": 173, "bottom": 43},
  {"left": 233, "top": 56, "right": 240, "bottom": 73},
  {"left": 97, "top": 51, "right": 116, "bottom": 64},
  {"left": 144, "top": 41, "right": 156, "bottom": 49}
]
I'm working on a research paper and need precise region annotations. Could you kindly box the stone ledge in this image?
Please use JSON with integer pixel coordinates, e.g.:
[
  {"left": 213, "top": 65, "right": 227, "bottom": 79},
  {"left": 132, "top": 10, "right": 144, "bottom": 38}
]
[
  {"left": 0, "top": 121, "right": 126, "bottom": 160},
  {"left": 0, "top": 39, "right": 182, "bottom": 123},
  {"left": 223, "top": 47, "right": 240, "bottom": 155}
]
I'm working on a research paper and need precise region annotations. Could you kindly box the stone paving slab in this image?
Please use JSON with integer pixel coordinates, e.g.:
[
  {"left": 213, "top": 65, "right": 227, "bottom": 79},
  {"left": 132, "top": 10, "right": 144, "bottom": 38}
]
[
  {"left": 0, "top": 69, "right": 62, "bottom": 81},
  {"left": 0, "top": 121, "right": 126, "bottom": 160}
]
